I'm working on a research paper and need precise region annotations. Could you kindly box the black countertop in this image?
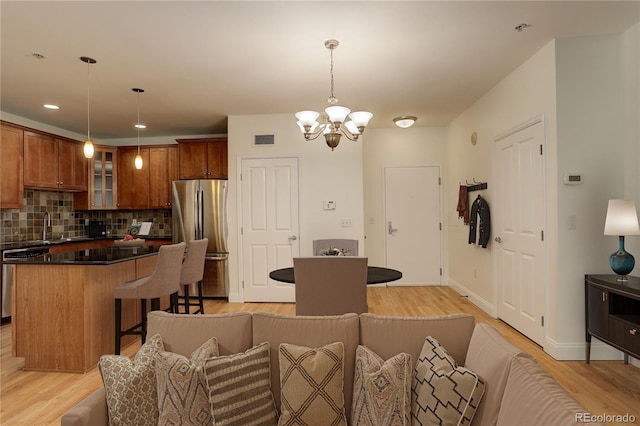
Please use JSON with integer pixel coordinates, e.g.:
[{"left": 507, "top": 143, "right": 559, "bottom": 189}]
[
  {"left": 0, "top": 236, "right": 170, "bottom": 252},
  {"left": 3, "top": 245, "right": 162, "bottom": 265}
]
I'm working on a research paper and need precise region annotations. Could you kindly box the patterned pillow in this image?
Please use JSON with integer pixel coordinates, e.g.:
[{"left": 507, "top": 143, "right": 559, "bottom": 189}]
[
  {"left": 98, "top": 334, "right": 164, "bottom": 426},
  {"left": 278, "top": 342, "right": 346, "bottom": 426},
  {"left": 204, "top": 341, "right": 278, "bottom": 426},
  {"left": 156, "top": 337, "right": 219, "bottom": 426},
  {"left": 351, "top": 345, "right": 412, "bottom": 426},
  {"left": 412, "top": 336, "right": 485, "bottom": 426}
]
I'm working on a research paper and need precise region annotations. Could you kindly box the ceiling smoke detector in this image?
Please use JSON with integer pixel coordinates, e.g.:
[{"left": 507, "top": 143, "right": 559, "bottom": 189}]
[{"left": 514, "top": 23, "right": 531, "bottom": 32}]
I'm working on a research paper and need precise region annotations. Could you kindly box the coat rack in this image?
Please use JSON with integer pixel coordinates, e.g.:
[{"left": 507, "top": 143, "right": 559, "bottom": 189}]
[{"left": 465, "top": 179, "right": 487, "bottom": 192}]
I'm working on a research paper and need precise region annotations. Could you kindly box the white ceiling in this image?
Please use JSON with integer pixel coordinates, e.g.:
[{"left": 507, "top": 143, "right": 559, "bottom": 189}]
[{"left": 2, "top": 1, "right": 639, "bottom": 139}]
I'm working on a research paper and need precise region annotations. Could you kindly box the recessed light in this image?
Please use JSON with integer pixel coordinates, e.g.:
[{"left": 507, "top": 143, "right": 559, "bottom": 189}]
[
  {"left": 134, "top": 123, "right": 146, "bottom": 129},
  {"left": 43, "top": 104, "right": 60, "bottom": 110}
]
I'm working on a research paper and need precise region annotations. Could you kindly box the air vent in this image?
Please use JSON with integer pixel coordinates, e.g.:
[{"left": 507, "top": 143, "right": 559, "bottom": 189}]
[{"left": 254, "top": 134, "right": 275, "bottom": 146}]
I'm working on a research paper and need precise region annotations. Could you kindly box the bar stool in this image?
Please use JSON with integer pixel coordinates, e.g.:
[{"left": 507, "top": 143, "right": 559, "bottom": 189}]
[
  {"left": 114, "top": 242, "right": 185, "bottom": 354},
  {"left": 177, "top": 238, "right": 208, "bottom": 314}
]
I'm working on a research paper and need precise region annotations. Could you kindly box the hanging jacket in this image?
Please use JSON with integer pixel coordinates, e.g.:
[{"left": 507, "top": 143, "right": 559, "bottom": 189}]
[{"left": 468, "top": 195, "right": 491, "bottom": 248}]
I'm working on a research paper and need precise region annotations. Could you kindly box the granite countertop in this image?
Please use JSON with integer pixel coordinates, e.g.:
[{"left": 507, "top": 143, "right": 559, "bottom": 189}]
[
  {"left": 3, "top": 245, "right": 163, "bottom": 265},
  {"left": 0, "top": 236, "right": 170, "bottom": 252}
]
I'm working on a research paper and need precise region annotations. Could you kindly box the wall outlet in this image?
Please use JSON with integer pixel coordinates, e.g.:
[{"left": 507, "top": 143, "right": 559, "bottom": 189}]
[{"left": 341, "top": 218, "right": 352, "bottom": 227}]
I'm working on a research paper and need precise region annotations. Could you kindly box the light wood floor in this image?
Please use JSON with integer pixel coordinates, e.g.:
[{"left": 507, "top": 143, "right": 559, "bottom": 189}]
[{"left": 1, "top": 286, "right": 639, "bottom": 425}]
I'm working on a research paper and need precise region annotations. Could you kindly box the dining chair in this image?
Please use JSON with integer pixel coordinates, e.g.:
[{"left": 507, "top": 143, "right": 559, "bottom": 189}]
[
  {"left": 293, "top": 256, "right": 368, "bottom": 316},
  {"left": 113, "top": 242, "right": 186, "bottom": 354},
  {"left": 177, "top": 238, "right": 208, "bottom": 314},
  {"left": 312, "top": 239, "right": 359, "bottom": 256}
]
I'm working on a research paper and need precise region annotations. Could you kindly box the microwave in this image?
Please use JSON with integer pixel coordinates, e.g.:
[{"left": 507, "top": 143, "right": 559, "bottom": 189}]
[{"left": 88, "top": 220, "right": 107, "bottom": 238}]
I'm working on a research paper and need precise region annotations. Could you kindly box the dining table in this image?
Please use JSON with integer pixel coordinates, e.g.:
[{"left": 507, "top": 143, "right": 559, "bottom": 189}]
[{"left": 269, "top": 265, "right": 402, "bottom": 285}]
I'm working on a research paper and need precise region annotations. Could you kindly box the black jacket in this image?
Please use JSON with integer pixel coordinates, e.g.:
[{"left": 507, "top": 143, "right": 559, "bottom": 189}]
[{"left": 468, "top": 195, "right": 491, "bottom": 248}]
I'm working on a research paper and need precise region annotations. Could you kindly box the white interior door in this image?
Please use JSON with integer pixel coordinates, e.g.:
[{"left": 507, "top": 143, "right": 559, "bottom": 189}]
[
  {"left": 494, "top": 118, "right": 546, "bottom": 346},
  {"left": 241, "top": 157, "right": 299, "bottom": 302},
  {"left": 384, "top": 166, "right": 441, "bottom": 286}
]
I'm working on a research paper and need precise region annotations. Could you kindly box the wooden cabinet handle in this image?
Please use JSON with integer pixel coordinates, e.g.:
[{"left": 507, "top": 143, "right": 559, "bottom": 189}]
[{"left": 631, "top": 329, "right": 637, "bottom": 336}]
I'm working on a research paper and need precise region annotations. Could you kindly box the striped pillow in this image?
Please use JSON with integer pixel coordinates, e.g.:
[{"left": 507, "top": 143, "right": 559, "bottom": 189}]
[{"left": 204, "top": 342, "right": 278, "bottom": 426}]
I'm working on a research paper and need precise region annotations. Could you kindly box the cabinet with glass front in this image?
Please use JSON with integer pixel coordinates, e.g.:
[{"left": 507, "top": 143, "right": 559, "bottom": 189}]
[{"left": 74, "top": 146, "right": 118, "bottom": 210}]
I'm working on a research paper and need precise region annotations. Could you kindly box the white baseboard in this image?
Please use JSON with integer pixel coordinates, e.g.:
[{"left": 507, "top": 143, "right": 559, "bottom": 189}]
[{"left": 446, "top": 278, "right": 496, "bottom": 317}]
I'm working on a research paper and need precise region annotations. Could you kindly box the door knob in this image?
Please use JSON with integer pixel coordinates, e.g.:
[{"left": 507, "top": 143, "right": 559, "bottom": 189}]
[
  {"left": 494, "top": 236, "right": 503, "bottom": 244},
  {"left": 288, "top": 235, "right": 297, "bottom": 241}
]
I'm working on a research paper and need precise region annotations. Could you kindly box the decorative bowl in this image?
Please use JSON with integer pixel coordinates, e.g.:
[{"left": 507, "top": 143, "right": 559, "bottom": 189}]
[{"left": 114, "top": 238, "right": 145, "bottom": 247}]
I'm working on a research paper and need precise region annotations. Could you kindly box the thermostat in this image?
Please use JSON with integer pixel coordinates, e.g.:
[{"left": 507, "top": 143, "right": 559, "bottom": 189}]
[
  {"left": 323, "top": 201, "right": 336, "bottom": 210},
  {"left": 563, "top": 174, "right": 583, "bottom": 185}
]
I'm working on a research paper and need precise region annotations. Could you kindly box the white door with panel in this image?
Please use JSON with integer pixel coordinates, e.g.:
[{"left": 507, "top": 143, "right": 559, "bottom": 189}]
[
  {"left": 241, "top": 157, "right": 299, "bottom": 302},
  {"left": 494, "top": 118, "right": 546, "bottom": 346},
  {"left": 384, "top": 166, "right": 441, "bottom": 286}
]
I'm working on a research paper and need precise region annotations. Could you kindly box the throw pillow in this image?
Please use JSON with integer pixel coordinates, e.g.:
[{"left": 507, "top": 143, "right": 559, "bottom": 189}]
[
  {"left": 412, "top": 336, "right": 485, "bottom": 426},
  {"left": 98, "top": 334, "right": 164, "bottom": 426},
  {"left": 204, "top": 341, "right": 278, "bottom": 426},
  {"left": 156, "top": 337, "right": 219, "bottom": 426},
  {"left": 278, "top": 341, "right": 347, "bottom": 426},
  {"left": 351, "top": 345, "right": 412, "bottom": 426}
]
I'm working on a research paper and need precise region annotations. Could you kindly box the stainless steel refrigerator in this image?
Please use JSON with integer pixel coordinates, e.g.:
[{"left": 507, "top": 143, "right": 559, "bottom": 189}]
[{"left": 172, "top": 179, "right": 228, "bottom": 297}]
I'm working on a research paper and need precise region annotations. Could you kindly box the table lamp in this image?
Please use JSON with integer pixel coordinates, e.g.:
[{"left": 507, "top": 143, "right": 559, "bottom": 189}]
[{"left": 604, "top": 199, "right": 640, "bottom": 281}]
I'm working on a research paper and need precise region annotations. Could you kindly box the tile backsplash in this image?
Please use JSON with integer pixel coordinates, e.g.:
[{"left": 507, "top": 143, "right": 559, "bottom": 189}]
[{"left": 1, "top": 189, "right": 173, "bottom": 244}]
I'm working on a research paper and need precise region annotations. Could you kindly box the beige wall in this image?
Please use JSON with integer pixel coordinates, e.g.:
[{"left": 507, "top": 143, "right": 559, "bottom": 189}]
[
  {"left": 445, "top": 40, "right": 558, "bottom": 316},
  {"left": 363, "top": 127, "right": 447, "bottom": 268},
  {"left": 227, "top": 113, "right": 365, "bottom": 302}
]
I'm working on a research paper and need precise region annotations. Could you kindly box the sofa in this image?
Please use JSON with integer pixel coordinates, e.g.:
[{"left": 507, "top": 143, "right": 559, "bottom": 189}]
[{"left": 61, "top": 311, "right": 600, "bottom": 426}]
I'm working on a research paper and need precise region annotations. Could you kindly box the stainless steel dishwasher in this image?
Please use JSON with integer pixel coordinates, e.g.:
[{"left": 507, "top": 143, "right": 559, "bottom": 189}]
[{"left": 2, "top": 246, "right": 51, "bottom": 321}]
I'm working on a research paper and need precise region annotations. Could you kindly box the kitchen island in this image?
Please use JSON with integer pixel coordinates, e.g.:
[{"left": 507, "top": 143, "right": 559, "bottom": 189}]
[{"left": 7, "top": 245, "right": 169, "bottom": 372}]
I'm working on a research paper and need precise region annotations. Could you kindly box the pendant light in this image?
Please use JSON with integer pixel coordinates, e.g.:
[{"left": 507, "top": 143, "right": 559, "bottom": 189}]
[
  {"left": 80, "top": 57, "right": 96, "bottom": 158},
  {"left": 132, "top": 88, "right": 145, "bottom": 169}
]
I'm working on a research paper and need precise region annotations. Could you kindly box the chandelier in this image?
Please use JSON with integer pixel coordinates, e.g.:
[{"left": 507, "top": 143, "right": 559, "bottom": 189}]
[{"left": 295, "top": 39, "right": 373, "bottom": 151}]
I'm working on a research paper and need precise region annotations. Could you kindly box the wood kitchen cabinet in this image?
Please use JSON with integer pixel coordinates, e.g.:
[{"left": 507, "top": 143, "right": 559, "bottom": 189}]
[
  {"left": 117, "top": 145, "right": 177, "bottom": 209},
  {"left": 585, "top": 274, "right": 640, "bottom": 364},
  {"left": 149, "top": 146, "right": 178, "bottom": 209},
  {"left": 23, "top": 131, "right": 87, "bottom": 191},
  {"left": 177, "top": 137, "right": 227, "bottom": 179},
  {"left": 74, "top": 145, "right": 118, "bottom": 210},
  {"left": 0, "top": 122, "right": 24, "bottom": 208},
  {"left": 117, "top": 147, "right": 150, "bottom": 209}
]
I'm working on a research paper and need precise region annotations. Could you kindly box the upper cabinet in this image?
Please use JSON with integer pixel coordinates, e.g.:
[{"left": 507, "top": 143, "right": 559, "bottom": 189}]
[
  {"left": 117, "top": 147, "right": 150, "bottom": 210},
  {"left": 23, "top": 131, "right": 87, "bottom": 191},
  {"left": 177, "top": 137, "right": 228, "bottom": 179},
  {"left": 116, "top": 145, "right": 178, "bottom": 210},
  {"left": 1, "top": 122, "right": 24, "bottom": 208},
  {"left": 74, "top": 145, "right": 118, "bottom": 210},
  {"left": 149, "top": 146, "right": 178, "bottom": 209}
]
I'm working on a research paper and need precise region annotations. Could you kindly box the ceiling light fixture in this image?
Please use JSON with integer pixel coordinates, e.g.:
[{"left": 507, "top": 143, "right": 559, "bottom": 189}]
[
  {"left": 295, "top": 39, "right": 373, "bottom": 151},
  {"left": 80, "top": 56, "right": 96, "bottom": 159},
  {"left": 393, "top": 116, "right": 417, "bottom": 128},
  {"left": 43, "top": 104, "right": 60, "bottom": 110},
  {"left": 132, "top": 88, "right": 145, "bottom": 170}
]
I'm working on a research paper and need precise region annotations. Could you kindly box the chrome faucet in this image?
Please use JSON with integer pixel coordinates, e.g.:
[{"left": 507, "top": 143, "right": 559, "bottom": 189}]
[{"left": 43, "top": 211, "right": 51, "bottom": 240}]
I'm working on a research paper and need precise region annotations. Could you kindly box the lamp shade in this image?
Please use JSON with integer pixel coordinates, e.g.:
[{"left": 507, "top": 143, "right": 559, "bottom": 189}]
[
  {"left": 295, "top": 111, "right": 320, "bottom": 127},
  {"left": 604, "top": 199, "right": 640, "bottom": 236},
  {"left": 349, "top": 111, "right": 373, "bottom": 128},
  {"left": 325, "top": 105, "right": 350, "bottom": 123}
]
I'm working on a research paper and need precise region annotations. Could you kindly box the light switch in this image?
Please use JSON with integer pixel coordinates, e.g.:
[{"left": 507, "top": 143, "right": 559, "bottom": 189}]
[{"left": 341, "top": 218, "right": 352, "bottom": 227}]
